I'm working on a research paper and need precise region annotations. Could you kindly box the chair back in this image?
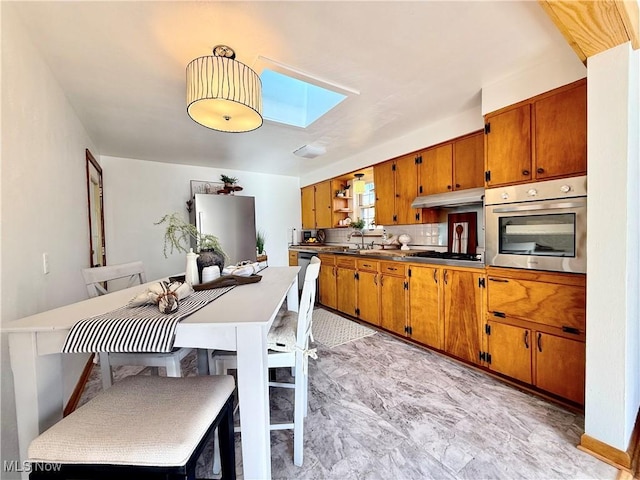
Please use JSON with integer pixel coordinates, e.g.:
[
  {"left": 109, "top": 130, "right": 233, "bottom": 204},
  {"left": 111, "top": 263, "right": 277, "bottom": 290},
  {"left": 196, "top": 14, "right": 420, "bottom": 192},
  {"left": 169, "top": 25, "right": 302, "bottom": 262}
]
[
  {"left": 82, "top": 261, "right": 146, "bottom": 298},
  {"left": 296, "top": 256, "right": 321, "bottom": 349}
]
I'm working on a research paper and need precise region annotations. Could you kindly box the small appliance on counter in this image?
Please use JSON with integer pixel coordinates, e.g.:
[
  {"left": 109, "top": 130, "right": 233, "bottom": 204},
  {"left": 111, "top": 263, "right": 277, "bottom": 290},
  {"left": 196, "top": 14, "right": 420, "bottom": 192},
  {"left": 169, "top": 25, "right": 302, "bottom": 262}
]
[{"left": 300, "top": 229, "right": 325, "bottom": 245}]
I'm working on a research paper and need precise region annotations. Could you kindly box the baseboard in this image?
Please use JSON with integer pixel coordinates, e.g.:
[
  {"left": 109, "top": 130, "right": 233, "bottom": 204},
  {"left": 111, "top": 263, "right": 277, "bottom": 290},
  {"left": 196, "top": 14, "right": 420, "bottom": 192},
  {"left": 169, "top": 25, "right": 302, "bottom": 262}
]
[{"left": 579, "top": 408, "right": 640, "bottom": 476}]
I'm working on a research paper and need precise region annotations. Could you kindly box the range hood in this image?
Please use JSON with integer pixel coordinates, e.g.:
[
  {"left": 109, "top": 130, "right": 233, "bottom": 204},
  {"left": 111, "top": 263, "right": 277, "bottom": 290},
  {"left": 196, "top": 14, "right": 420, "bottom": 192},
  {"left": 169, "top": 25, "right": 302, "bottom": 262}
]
[{"left": 411, "top": 187, "right": 485, "bottom": 209}]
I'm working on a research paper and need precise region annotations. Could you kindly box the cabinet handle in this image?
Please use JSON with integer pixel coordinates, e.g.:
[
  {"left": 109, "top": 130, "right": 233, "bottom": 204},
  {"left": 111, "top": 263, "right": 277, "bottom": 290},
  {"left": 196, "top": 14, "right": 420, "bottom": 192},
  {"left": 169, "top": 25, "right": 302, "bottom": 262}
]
[
  {"left": 444, "top": 270, "right": 448, "bottom": 285},
  {"left": 380, "top": 276, "right": 384, "bottom": 286},
  {"left": 374, "top": 274, "right": 378, "bottom": 285},
  {"left": 524, "top": 331, "right": 529, "bottom": 349},
  {"left": 433, "top": 270, "right": 438, "bottom": 284},
  {"left": 537, "top": 167, "right": 545, "bottom": 174},
  {"left": 489, "top": 278, "right": 509, "bottom": 283},
  {"left": 387, "top": 267, "right": 398, "bottom": 271},
  {"left": 455, "top": 183, "right": 461, "bottom": 188},
  {"left": 537, "top": 332, "right": 542, "bottom": 352},
  {"left": 522, "top": 169, "right": 530, "bottom": 176},
  {"left": 562, "top": 326, "right": 580, "bottom": 335},
  {"left": 447, "top": 185, "right": 452, "bottom": 190}
]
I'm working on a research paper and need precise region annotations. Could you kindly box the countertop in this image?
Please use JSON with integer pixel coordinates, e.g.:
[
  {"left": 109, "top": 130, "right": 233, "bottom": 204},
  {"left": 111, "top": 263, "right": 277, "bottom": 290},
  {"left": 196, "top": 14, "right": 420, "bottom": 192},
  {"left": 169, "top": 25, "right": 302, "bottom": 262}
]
[{"left": 289, "top": 245, "right": 485, "bottom": 269}]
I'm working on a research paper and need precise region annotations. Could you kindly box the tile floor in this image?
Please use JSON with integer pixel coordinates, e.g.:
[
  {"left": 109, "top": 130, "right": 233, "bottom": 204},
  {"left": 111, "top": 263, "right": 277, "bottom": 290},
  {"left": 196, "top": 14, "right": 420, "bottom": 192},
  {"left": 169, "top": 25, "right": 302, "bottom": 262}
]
[{"left": 82, "top": 323, "right": 618, "bottom": 480}]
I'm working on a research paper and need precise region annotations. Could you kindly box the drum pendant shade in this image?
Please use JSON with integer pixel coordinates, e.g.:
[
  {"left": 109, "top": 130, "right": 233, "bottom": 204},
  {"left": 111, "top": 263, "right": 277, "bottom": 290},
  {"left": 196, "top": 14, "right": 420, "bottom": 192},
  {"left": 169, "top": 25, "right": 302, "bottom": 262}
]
[{"left": 186, "top": 46, "right": 263, "bottom": 133}]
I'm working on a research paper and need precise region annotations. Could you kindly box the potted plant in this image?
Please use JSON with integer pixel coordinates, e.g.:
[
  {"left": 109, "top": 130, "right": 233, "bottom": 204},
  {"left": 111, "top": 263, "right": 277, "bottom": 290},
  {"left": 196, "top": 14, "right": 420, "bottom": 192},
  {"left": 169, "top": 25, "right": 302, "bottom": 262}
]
[
  {"left": 350, "top": 217, "right": 366, "bottom": 231},
  {"left": 155, "top": 213, "right": 227, "bottom": 281},
  {"left": 220, "top": 174, "right": 239, "bottom": 188},
  {"left": 256, "top": 230, "right": 266, "bottom": 256}
]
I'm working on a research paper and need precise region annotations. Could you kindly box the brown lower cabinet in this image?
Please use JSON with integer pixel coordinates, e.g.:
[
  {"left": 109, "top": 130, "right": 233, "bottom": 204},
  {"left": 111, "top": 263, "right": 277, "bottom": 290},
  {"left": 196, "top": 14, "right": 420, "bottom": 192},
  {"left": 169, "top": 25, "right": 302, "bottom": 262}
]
[
  {"left": 318, "top": 254, "right": 337, "bottom": 310},
  {"left": 336, "top": 256, "right": 357, "bottom": 316},
  {"left": 485, "top": 266, "right": 586, "bottom": 405},
  {"left": 356, "top": 259, "right": 380, "bottom": 326},
  {"left": 379, "top": 262, "right": 407, "bottom": 334},
  {"left": 315, "top": 256, "right": 586, "bottom": 406},
  {"left": 485, "top": 320, "right": 585, "bottom": 404}
]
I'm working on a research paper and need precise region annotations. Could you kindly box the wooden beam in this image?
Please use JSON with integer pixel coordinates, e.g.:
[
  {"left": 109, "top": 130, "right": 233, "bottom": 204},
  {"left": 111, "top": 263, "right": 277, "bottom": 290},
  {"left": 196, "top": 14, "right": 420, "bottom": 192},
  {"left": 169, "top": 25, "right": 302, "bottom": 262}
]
[
  {"left": 539, "top": 0, "right": 640, "bottom": 64},
  {"left": 616, "top": 0, "right": 640, "bottom": 49}
]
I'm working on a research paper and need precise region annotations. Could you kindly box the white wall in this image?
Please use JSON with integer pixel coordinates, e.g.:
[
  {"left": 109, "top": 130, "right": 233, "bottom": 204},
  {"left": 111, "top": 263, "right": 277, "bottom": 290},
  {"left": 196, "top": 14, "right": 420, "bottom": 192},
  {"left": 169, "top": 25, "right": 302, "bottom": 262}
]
[
  {"left": 481, "top": 53, "right": 586, "bottom": 114},
  {"left": 585, "top": 42, "right": 640, "bottom": 451},
  {"left": 1, "top": 4, "right": 97, "bottom": 474},
  {"left": 100, "top": 156, "right": 300, "bottom": 282},
  {"left": 301, "top": 105, "right": 484, "bottom": 187}
]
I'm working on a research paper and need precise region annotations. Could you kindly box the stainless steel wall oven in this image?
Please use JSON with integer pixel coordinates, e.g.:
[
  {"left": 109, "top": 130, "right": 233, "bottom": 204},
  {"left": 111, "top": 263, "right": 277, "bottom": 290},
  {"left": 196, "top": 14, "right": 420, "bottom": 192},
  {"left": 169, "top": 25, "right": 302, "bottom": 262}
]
[{"left": 485, "top": 176, "right": 586, "bottom": 273}]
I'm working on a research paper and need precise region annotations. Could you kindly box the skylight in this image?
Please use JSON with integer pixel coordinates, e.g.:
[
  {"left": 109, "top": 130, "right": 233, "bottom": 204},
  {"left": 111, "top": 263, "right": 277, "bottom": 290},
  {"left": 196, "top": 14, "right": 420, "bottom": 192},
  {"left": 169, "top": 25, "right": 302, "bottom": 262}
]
[{"left": 260, "top": 69, "right": 347, "bottom": 128}]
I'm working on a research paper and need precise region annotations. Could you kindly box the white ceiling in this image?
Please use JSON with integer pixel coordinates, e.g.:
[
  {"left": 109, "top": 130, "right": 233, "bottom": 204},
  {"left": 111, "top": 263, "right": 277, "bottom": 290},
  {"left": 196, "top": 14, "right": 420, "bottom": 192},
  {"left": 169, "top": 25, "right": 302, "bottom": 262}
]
[{"left": 12, "top": 1, "right": 578, "bottom": 178}]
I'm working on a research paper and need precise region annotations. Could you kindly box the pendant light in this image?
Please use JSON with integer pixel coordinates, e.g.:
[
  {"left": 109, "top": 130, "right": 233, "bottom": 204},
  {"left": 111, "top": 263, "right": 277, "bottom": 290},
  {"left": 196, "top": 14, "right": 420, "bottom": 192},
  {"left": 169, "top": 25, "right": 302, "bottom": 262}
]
[
  {"left": 353, "top": 173, "right": 366, "bottom": 194},
  {"left": 186, "top": 45, "right": 263, "bottom": 133}
]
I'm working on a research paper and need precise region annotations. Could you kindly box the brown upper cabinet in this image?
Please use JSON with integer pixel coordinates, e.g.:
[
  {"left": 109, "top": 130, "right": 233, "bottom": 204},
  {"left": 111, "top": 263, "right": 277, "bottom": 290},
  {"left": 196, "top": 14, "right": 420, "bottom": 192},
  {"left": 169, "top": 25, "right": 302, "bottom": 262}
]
[
  {"left": 374, "top": 154, "right": 419, "bottom": 225},
  {"left": 484, "top": 78, "right": 586, "bottom": 187},
  {"left": 417, "top": 131, "right": 484, "bottom": 195},
  {"left": 301, "top": 180, "right": 332, "bottom": 229}
]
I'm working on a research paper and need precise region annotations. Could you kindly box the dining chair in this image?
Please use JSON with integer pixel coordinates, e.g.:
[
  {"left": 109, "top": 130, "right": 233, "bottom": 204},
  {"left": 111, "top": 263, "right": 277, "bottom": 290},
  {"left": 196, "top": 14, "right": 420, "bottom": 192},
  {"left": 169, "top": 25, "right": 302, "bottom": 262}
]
[
  {"left": 81, "top": 261, "right": 194, "bottom": 389},
  {"left": 210, "top": 256, "right": 321, "bottom": 468},
  {"left": 28, "top": 375, "right": 236, "bottom": 480}
]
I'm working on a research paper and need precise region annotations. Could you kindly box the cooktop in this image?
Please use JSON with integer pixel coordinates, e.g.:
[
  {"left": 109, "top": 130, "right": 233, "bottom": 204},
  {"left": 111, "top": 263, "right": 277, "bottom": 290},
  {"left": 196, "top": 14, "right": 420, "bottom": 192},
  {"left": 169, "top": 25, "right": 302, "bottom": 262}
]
[{"left": 409, "top": 250, "right": 482, "bottom": 262}]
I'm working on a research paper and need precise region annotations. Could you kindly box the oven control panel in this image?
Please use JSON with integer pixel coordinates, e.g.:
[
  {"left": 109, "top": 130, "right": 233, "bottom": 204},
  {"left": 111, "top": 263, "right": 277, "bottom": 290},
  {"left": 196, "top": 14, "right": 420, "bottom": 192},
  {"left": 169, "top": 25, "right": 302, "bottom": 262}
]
[{"left": 485, "top": 175, "right": 587, "bottom": 205}]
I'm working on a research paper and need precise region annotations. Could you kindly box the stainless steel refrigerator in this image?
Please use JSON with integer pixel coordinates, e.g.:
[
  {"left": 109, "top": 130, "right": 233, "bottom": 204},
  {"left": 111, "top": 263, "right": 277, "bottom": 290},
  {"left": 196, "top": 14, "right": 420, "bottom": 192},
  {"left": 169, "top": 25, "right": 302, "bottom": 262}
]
[{"left": 190, "top": 194, "right": 257, "bottom": 266}]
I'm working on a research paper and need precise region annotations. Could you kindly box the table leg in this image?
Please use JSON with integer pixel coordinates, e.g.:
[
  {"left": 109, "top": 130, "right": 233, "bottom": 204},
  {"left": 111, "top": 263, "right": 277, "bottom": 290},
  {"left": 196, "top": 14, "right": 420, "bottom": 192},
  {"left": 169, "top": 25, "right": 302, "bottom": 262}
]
[
  {"left": 235, "top": 324, "right": 271, "bottom": 480},
  {"left": 9, "top": 332, "right": 64, "bottom": 480},
  {"left": 287, "top": 275, "right": 299, "bottom": 313}
]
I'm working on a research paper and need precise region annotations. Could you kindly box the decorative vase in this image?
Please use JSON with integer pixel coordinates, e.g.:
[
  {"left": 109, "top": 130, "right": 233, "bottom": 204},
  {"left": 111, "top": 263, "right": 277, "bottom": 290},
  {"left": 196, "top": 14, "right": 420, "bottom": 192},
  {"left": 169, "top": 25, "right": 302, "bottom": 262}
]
[
  {"left": 196, "top": 249, "right": 225, "bottom": 283},
  {"left": 185, "top": 248, "right": 200, "bottom": 286}
]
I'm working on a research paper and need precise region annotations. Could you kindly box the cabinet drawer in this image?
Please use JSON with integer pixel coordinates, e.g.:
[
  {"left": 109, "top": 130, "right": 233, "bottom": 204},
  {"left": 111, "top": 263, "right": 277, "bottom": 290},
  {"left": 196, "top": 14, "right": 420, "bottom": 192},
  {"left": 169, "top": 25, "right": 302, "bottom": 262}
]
[
  {"left": 488, "top": 276, "right": 585, "bottom": 331},
  {"left": 357, "top": 259, "right": 379, "bottom": 272},
  {"left": 318, "top": 253, "right": 336, "bottom": 266},
  {"left": 380, "top": 262, "right": 406, "bottom": 276},
  {"left": 336, "top": 256, "right": 356, "bottom": 269},
  {"left": 288, "top": 251, "right": 298, "bottom": 266}
]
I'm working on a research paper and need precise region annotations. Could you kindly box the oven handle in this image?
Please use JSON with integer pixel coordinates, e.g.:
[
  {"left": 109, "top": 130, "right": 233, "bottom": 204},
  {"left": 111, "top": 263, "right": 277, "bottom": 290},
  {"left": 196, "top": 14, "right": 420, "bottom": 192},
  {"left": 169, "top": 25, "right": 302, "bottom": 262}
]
[{"left": 492, "top": 201, "right": 585, "bottom": 213}]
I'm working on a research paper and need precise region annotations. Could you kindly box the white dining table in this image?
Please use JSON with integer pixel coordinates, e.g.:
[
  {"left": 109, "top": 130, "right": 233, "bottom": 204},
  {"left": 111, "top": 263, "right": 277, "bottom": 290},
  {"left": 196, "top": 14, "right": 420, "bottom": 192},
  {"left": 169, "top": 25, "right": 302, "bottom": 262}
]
[{"left": 4, "top": 266, "right": 300, "bottom": 480}]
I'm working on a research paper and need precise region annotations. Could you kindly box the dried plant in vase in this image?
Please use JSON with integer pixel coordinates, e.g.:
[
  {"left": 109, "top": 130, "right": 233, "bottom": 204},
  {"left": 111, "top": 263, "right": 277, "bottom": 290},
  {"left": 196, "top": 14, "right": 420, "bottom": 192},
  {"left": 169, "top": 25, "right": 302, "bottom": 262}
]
[{"left": 155, "top": 213, "right": 227, "bottom": 282}]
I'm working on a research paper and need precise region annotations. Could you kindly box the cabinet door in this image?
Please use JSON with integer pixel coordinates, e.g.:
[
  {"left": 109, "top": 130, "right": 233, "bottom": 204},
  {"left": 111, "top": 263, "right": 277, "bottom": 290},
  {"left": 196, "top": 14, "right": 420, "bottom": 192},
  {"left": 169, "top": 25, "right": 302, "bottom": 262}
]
[
  {"left": 374, "top": 160, "right": 396, "bottom": 225},
  {"left": 301, "top": 186, "right": 315, "bottom": 229},
  {"left": 487, "top": 321, "right": 532, "bottom": 384},
  {"left": 535, "top": 332, "right": 585, "bottom": 404},
  {"left": 408, "top": 266, "right": 442, "bottom": 349},
  {"left": 443, "top": 270, "right": 483, "bottom": 365},
  {"left": 314, "top": 180, "right": 333, "bottom": 229},
  {"left": 395, "top": 154, "right": 420, "bottom": 224},
  {"left": 420, "top": 144, "right": 453, "bottom": 196},
  {"left": 336, "top": 267, "right": 357, "bottom": 316},
  {"left": 535, "top": 82, "right": 587, "bottom": 180},
  {"left": 485, "top": 104, "right": 532, "bottom": 187},
  {"left": 318, "top": 263, "right": 337, "bottom": 310},
  {"left": 453, "top": 132, "right": 484, "bottom": 190},
  {"left": 357, "top": 271, "right": 380, "bottom": 326},
  {"left": 380, "top": 274, "right": 407, "bottom": 335},
  {"left": 288, "top": 251, "right": 298, "bottom": 266},
  {"left": 487, "top": 276, "right": 585, "bottom": 332}
]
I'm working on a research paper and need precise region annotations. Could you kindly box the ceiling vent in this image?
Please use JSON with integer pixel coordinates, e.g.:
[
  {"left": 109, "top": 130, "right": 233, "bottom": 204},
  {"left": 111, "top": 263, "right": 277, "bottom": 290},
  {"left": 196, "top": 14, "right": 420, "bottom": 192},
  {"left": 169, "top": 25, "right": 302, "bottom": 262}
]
[{"left": 293, "top": 144, "right": 326, "bottom": 159}]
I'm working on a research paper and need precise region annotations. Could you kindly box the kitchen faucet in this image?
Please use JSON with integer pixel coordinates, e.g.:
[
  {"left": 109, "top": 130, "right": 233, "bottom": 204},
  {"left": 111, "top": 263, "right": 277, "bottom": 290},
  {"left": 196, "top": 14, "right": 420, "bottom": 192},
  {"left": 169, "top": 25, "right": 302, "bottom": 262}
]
[{"left": 349, "top": 230, "right": 366, "bottom": 250}]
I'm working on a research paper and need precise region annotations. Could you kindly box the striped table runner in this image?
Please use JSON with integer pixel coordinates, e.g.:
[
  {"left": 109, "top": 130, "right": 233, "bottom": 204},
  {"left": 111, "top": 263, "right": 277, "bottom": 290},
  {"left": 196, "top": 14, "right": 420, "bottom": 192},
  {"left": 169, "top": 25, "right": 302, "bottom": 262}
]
[{"left": 62, "top": 286, "right": 235, "bottom": 354}]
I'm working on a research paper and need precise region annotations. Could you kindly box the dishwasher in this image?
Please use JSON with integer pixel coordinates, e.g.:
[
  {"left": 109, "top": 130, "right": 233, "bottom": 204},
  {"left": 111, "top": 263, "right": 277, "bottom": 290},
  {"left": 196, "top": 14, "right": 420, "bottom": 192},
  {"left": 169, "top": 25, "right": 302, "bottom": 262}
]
[{"left": 297, "top": 252, "right": 318, "bottom": 299}]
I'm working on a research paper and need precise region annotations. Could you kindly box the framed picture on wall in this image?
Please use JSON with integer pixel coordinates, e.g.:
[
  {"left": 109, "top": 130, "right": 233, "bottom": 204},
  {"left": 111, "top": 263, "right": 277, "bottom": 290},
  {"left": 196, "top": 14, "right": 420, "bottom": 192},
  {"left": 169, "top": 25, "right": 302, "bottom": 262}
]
[{"left": 190, "top": 180, "right": 224, "bottom": 197}]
